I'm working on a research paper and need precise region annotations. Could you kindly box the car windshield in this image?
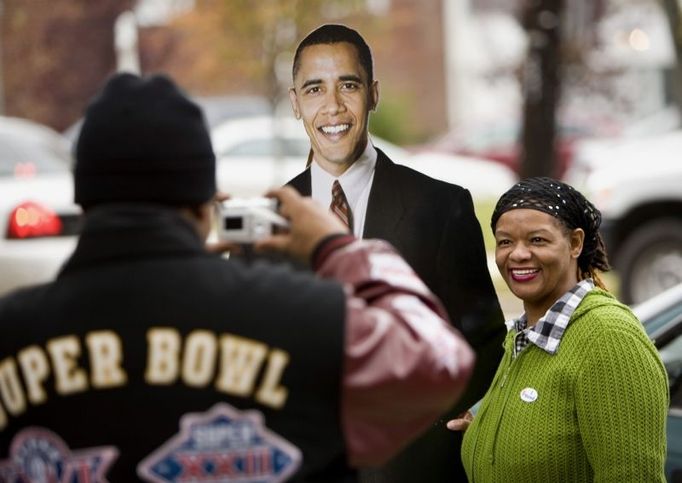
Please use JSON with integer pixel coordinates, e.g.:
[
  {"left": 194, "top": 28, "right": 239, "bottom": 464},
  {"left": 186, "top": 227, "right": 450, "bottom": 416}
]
[
  {"left": 638, "top": 284, "right": 682, "bottom": 406},
  {"left": 0, "top": 128, "right": 72, "bottom": 177}
]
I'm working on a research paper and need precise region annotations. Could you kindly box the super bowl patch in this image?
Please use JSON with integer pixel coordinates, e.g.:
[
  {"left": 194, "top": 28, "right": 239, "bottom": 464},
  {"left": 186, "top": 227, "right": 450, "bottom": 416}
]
[
  {"left": 0, "top": 427, "right": 118, "bottom": 482},
  {"left": 137, "top": 403, "right": 301, "bottom": 482}
]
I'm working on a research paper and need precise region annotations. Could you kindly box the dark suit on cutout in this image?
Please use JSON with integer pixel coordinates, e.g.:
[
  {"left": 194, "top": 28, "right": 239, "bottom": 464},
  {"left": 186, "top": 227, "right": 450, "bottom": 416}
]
[{"left": 288, "top": 148, "right": 506, "bottom": 482}]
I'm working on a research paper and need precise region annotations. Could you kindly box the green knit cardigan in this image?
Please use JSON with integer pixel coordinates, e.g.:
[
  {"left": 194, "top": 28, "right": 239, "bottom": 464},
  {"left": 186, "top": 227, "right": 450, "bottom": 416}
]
[{"left": 461, "top": 289, "right": 668, "bottom": 482}]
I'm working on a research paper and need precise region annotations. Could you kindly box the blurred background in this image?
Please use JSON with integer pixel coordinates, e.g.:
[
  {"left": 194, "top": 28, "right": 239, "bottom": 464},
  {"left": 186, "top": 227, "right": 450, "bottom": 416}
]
[{"left": 1, "top": 0, "right": 681, "bottom": 318}]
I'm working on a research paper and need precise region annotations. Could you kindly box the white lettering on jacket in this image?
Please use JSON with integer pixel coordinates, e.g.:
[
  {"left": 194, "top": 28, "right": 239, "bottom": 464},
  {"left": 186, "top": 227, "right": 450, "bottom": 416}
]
[{"left": 0, "top": 328, "right": 290, "bottom": 430}]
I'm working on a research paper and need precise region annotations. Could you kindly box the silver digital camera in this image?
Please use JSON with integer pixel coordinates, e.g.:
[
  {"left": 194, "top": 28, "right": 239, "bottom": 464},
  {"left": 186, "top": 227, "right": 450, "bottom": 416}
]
[{"left": 216, "top": 198, "right": 288, "bottom": 244}]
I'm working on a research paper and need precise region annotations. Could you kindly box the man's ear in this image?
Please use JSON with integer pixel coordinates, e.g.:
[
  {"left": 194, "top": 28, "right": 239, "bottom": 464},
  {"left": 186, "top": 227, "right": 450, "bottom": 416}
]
[
  {"left": 179, "top": 202, "right": 213, "bottom": 241},
  {"left": 369, "top": 80, "right": 379, "bottom": 112},
  {"left": 289, "top": 88, "right": 301, "bottom": 119}
]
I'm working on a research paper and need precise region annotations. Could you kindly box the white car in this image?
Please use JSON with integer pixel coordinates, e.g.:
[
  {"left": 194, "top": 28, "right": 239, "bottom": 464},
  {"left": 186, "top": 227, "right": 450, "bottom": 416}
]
[
  {"left": 564, "top": 131, "right": 682, "bottom": 304},
  {"left": 211, "top": 115, "right": 517, "bottom": 201},
  {"left": 0, "top": 117, "right": 80, "bottom": 296}
]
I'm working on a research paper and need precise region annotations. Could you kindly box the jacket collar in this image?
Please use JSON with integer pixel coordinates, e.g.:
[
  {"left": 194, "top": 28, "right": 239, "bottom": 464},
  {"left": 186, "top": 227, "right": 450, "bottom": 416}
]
[
  {"left": 288, "top": 168, "right": 311, "bottom": 196},
  {"left": 58, "top": 203, "right": 208, "bottom": 277}
]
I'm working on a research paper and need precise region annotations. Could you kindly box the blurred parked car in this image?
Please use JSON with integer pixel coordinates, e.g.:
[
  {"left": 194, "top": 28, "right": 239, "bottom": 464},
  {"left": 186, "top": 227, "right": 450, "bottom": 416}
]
[
  {"left": 564, "top": 131, "right": 682, "bottom": 304},
  {"left": 421, "top": 120, "right": 604, "bottom": 179},
  {"left": 211, "top": 116, "right": 517, "bottom": 201},
  {"left": 63, "top": 95, "right": 271, "bottom": 143},
  {"left": 635, "top": 282, "right": 682, "bottom": 482},
  {"left": 0, "top": 116, "right": 80, "bottom": 296}
]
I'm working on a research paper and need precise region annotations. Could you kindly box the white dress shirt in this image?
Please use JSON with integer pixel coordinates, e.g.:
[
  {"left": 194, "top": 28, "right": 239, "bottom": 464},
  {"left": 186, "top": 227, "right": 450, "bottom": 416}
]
[{"left": 310, "top": 140, "right": 377, "bottom": 238}]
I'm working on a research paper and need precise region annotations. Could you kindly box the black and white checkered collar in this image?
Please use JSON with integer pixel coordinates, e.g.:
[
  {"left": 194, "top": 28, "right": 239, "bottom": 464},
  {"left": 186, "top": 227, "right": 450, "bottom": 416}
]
[{"left": 507, "top": 279, "right": 595, "bottom": 357}]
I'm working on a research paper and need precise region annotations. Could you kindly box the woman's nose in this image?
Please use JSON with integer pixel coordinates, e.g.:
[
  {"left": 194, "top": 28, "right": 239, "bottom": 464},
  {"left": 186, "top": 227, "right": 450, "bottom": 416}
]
[{"left": 509, "top": 242, "right": 531, "bottom": 261}]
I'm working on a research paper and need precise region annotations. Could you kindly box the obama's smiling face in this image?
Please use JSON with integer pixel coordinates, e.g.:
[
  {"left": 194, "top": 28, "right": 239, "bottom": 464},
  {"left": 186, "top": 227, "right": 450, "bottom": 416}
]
[{"left": 289, "top": 42, "right": 378, "bottom": 177}]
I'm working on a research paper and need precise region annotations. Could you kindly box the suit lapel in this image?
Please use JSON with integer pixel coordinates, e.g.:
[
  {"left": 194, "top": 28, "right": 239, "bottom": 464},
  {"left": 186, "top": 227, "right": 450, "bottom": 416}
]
[
  {"left": 363, "top": 149, "right": 406, "bottom": 239},
  {"left": 287, "top": 169, "right": 312, "bottom": 196}
]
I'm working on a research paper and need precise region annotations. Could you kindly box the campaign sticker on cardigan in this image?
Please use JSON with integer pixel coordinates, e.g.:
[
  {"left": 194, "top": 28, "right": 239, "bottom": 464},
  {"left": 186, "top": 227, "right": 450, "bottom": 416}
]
[
  {"left": 520, "top": 387, "right": 539, "bottom": 403},
  {"left": 137, "top": 403, "right": 302, "bottom": 483},
  {"left": 0, "top": 427, "right": 118, "bottom": 482}
]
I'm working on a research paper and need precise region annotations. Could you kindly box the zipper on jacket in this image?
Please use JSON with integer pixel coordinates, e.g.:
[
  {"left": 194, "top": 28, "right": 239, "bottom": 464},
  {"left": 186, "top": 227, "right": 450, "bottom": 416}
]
[
  {"left": 469, "top": 333, "right": 524, "bottom": 482},
  {"left": 467, "top": 398, "right": 488, "bottom": 483},
  {"left": 488, "top": 349, "right": 528, "bottom": 466},
  {"left": 467, "top": 363, "right": 504, "bottom": 482},
  {"left": 469, "top": 348, "right": 516, "bottom": 481}
]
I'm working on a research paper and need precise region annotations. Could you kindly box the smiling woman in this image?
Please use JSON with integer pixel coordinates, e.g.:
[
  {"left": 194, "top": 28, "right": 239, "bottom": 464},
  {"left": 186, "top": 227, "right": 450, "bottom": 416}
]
[
  {"left": 493, "top": 208, "right": 585, "bottom": 324},
  {"left": 452, "top": 177, "right": 669, "bottom": 483}
]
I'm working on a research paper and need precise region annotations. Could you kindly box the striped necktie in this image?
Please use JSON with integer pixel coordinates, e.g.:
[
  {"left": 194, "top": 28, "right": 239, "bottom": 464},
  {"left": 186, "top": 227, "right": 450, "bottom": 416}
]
[{"left": 330, "top": 180, "right": 353, "bottom": 232}]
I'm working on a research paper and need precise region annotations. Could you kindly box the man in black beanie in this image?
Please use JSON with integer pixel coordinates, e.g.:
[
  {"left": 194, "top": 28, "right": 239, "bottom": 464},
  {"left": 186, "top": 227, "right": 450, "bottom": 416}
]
[
  {"left": 0, "top": 73, "right": 474, "bottom": 482},
  {"left": 74, "top": 73, "right": 217, "bottom": 207}
]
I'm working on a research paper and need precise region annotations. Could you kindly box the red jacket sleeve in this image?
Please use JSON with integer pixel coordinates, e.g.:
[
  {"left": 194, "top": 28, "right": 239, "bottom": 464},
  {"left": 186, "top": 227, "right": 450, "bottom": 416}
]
[{"left": 315, "top": 237, "right": 475, "bottom": 467}]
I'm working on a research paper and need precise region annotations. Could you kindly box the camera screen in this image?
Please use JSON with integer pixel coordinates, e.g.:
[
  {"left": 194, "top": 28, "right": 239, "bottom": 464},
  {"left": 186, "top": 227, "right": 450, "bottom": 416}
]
[{"left": 224, "top": 217, "right": 243, "bottom": 230}]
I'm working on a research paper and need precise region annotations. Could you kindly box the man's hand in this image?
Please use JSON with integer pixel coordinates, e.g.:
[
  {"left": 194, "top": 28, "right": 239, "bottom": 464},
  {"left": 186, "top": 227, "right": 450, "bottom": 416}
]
[{"left": 255, "top": 186, "right": 349, "bottom": 264}]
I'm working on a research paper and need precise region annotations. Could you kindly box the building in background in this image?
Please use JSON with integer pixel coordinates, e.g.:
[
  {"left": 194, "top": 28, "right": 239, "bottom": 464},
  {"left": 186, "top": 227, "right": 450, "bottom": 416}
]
[{"left": 0, "top": 0, "right": 678, "bottom": 145}]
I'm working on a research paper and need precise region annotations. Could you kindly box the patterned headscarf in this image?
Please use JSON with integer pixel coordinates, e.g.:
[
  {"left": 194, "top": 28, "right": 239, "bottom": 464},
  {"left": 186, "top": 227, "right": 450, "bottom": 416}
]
[{"left": 491, "top": 177, "right": 610, "bottom": 273}]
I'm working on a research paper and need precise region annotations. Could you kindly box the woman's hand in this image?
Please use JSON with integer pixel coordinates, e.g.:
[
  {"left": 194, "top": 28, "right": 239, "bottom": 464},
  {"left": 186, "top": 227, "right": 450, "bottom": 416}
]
[{"left": 446, "top": 410, "right": 474, "bottom": 432}]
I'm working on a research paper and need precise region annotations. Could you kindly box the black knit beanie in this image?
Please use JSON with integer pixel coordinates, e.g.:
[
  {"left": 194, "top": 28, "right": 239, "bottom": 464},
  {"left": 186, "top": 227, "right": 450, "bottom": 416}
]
[{"left": 75, "top": 73, "right": 216, "bottom": 208}]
